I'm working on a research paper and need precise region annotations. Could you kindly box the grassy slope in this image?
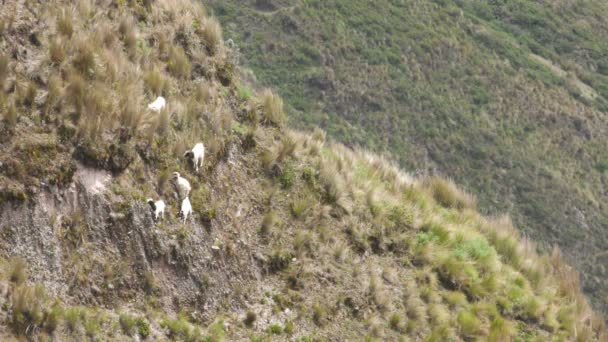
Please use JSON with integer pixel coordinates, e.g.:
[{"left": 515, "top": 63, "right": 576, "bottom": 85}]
[
  {"left": 206, "top": 0, "right": 608, "bottom": 314},
  {"left": 0, "top": 0, "right": 606, "bottom": 340}
]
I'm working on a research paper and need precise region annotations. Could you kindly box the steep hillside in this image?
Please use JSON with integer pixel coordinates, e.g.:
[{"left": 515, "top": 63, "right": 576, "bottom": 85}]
[
  {"left": 206, "top": 0, "right": 608, "bottom": 314},
  {"left": 0, "top": 0, "right": 605, "bottom": 341}
]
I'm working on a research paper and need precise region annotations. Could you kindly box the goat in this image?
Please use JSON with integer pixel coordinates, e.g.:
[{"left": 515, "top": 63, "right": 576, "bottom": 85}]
[
  {"left": 172, "top": 172, "right": 191, "bottom": 200},
  {"left": 147, "top": 198, "right": 165, "bottom": 221},
  {"left": 179, "top": 197, "right": 192, "bottom": 224},
  {"left": 147, "top": 96, "right": 166, "bottom": 112},
  {"left": 184, "top": 143, "right": 205, "bottom": 172}
]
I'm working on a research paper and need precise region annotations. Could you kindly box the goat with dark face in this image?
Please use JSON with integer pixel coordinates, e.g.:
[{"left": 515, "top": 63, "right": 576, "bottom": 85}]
[
  {"left": 147, "top": 198, "right": 165, "bottom": 221},
  {"left": 184, "top": 143, "right": 205, "bottom": 172}
]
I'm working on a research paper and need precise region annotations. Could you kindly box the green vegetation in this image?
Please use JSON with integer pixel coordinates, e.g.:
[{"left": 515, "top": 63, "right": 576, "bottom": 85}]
[{"left": 207, "top": 0, "right": 608, "bottom": 315}]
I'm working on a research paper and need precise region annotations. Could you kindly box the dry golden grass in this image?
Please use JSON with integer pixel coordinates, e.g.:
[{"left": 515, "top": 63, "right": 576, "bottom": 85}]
[
  {"left": 424, "top": 176, "right": 476, "bottom": 210},
  {"left": 167, "top": 46, "right": 191, "bottom": 79},
  {"left": 199, "top": 17, "right": 223, "bottom": 55},
  {"left": 260, "top": 89, "right": 285, "bottom": 127}
]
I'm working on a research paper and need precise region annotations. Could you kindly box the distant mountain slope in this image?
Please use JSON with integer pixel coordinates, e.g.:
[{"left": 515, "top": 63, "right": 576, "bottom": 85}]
[{"left": 206, "top": 0, "right": 608, "bottom": 314}]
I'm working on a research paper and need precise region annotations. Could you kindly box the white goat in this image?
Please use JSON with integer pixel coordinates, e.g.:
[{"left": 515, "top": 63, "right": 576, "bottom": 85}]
[
  {"left": 179, "top": 197, "right": 192, "bottom": 223},
  {"left": 147, "top": 96, "right": 166, "bottom": 112},
  {"left": 172, "top": 172, "right": 191, "bottom": 200},
  {"left": 147, "top": 198, "right": 165, "bottom": 221},
  {"left": 184, "top": 143, "right": 205, "bottom": 172}
]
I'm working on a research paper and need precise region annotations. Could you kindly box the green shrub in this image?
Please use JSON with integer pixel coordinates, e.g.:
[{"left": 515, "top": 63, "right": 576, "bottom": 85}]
[
  {"left": 268, "top": 324, "right": 282, "bottom": 335},
  {"left": 457, "top": 310, "right": 482, "bottom": 337},
  {"left": 389, "top": 312, "right": 403, "bottom": 331},
  {"left": 161, "top": 317, "right": 203, "bottom": 341},
  {"left": 137, "top": 318, "right": 151, "bottom": 338},
  {"left": 279, "top": 163, "right": 296, "bottom": 189},
  {"left": 64, "top": 307, "right": 82, "bottom": 332},
  {"left": 119, "top": 312, "right": 138, "bottom": 336},
  {"left": 284, "top": 321, "right": 294, "bottom": 334},
  {"left": 488, "top": 317, "right": 514, "bottom": 341},
  {"left": 237, "top": 84, "right": 253, "bottom": 101}
]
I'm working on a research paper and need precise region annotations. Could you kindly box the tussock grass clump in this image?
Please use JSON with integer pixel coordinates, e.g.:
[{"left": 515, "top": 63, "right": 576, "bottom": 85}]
[
  {"left": 312, "top": 302, "right": 327, "bottom": 326},
  {"left": 119, "top": 313, "right": 138, "bottom": 336},
  {"left": 260, "top": 89, "right": 285, "bottom": 127},
  {"left": 161, "top": 316, "right": 203, "bottom": 341},
  {"left": 3, "top": 101, "right": 18, "bottom": 127},
  {"left": 49, "top": 39, "right": 66, "bottom": 65},
  {"left": 72, "top": 39, "right": 97, "bottom": 77},
  {"left": 56, "top": 9, "right": 74, "bottom": 37},
  {"left": 424, "top": 176, "right": 476, "bottom": 210},
  {"left": 0, "top": 54, "right": 9, "bottom": 88},
  {"left": 8, "top": 257, "right": 28, "bottom": 284},
  {"left": 244, "top": 310, "right": 256, "bottom": 327},
  {"left": 10, "top": 284, "right": 48, "bottom": 335},
  {"left": 118, "top": 16, "right": 137, "bottom": 53},
  {"left": 388, "top": 312, "right": 404, "bottom": 332},
  {"left": 457, "top": 310, "right": 483, "bottom": 337},
  {"left": 199, "top": 17, "right": 223, "bottom": 55},
  {"left": 144, "top": 68, "right": 167, "bottom": 96},
  {"left": 168, "top": 46, "right": 191, "bottom": 79},
  {"left": 260, "top": 211, "right": 277, "bottom": 236}
]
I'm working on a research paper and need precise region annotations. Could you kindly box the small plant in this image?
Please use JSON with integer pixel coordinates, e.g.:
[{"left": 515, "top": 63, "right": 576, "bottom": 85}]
[
  {"left": 144, "top": 68, "right": 166, "bottom": 96},
  {"left": 237, "top": 84, "right": 253, "bottom": 101},
  {"left": 260, "top": 211, "right": 276, "bottom": 236},
  {"left": 457, "top": 310, "right": 482, "bottom": 337},
  {"left": 57, "top": 10, "right": 74, "bottom": 37},
  {"left": 49, "top": 39, "right": 65, "bottom": 64},
  {"left": 10, "top": 284, "right": 48, "bottom": 335},
  {"left": 424, "top": 176, "right": 476, "bottom": 210},
  {"left": 64, "top": 307, "right": 82, "bottom": 332},
  {"left": 168, "top": 46, "right": 191, "bottom": 79},
  {"left": 268, "top": 324, "right": 282, "bottom": 335},
  {"left": 269, "top": 250, "right": 293, "bottom": 272},
  {"left": 0, "top": 54, "right": 9, "bottom": 87},
  {"left": 312, "top": 302, "right": 326, "bottom": 326},
  {"left": 119, "top": 312, "right": 138, "bottom": 336},
  {"left": 136, "top": 317, "right": 151, "bottom": 339},
  {"left": 290, "top": 198, "right": 310, "bottom": 219},
  {"left": 279, "top": 163, "right": 296, "bottom": 189},
  {"left": 260, "top": 89, "right": 285, "bottom": 127},
  {"left": 389, "top": 312, "right": 403, "bottom": 332},
  {"left": 284, "top": 321, "right": 294, "bottom": 334},
  {"left": 119, "top": 16, "right": 137, "bottom": 53},
  {"left": 244, "top": 310, "right": 256, "bottom": 327},
  {"left": 8, "top": 257, "right": 27, "bottom": 284},
  {"left": 199, "top": 17, "right": 223, "bottom": 55}
]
